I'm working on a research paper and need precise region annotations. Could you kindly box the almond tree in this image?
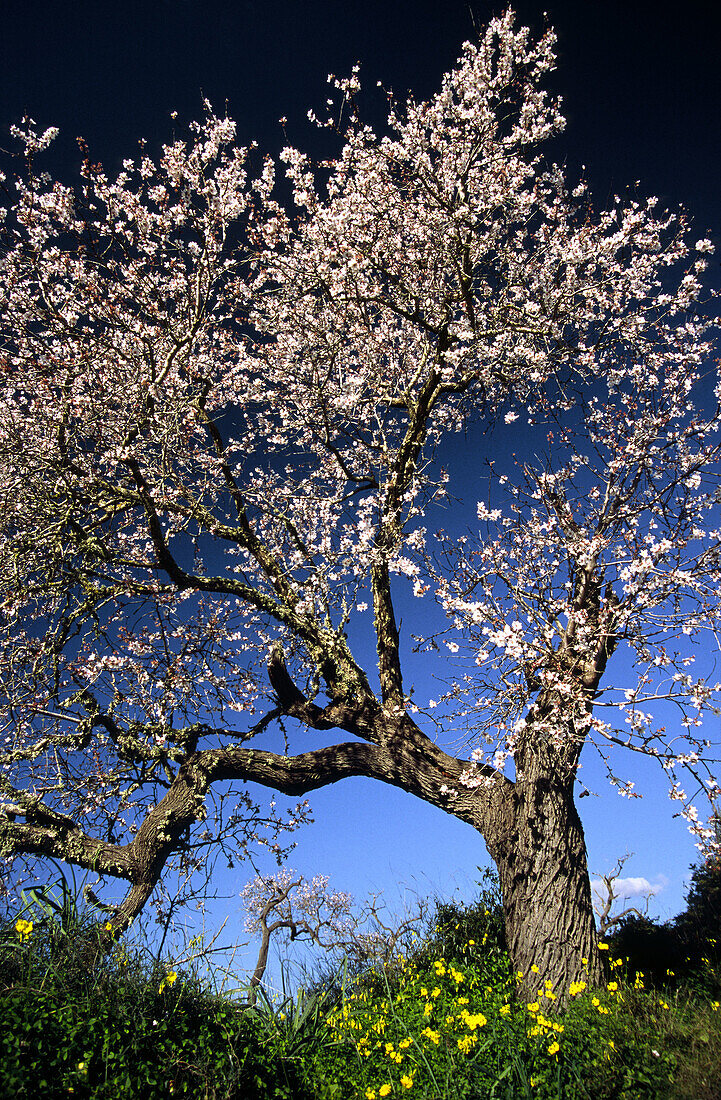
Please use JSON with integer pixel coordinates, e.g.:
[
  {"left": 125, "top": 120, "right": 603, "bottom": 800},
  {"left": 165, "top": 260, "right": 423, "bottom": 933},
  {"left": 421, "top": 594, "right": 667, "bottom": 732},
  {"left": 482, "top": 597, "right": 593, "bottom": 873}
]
[
  {"left": 241, "top": 870, "right": 427, "bottom": 999},
  {"left": 240, "top": 871, "right": 355, "bottom": 1001},
  {"left": 1, "top": 11, "right": 719, "bottom": 998}
]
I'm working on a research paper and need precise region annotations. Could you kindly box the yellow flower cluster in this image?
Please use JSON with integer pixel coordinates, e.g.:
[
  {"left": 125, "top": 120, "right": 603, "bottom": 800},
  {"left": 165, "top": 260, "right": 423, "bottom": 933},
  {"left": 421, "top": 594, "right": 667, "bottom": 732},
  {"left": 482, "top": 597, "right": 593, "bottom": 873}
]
[
  {"left": 15, "top": 918, "right": 33, "bottom": 942},
  {"left": 365, "top": 1085, "right": 392, "bottom": 1099},
  {"left": 526, "top": 1000, "right": 564, "bottom": 1041},
  {"left": 327, "top": 944, "right": 517, "bottom": 1092},
  {"left": 457, "top": 1009, "right": 487, "bottom": 1031},
  {"left": 158, "top": 970, "right": 178, "bottom": 994},
  {"left": 457, "top": 1034, "right": 477, "bottom": 1054}
]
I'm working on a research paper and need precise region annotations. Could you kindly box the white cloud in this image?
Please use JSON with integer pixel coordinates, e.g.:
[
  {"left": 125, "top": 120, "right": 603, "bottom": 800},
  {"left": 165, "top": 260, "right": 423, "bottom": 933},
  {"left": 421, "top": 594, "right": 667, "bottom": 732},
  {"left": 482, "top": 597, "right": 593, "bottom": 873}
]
[{"left": 591, "top": 874, "right": 668, "bottom": 902}]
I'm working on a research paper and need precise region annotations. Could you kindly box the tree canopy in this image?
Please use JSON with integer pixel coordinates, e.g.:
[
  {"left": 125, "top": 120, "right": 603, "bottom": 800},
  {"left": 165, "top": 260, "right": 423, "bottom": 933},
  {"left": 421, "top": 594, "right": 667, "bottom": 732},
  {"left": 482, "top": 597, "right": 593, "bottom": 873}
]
[{"left": 0, "top": 11, "right": 718, "bottom": 994}]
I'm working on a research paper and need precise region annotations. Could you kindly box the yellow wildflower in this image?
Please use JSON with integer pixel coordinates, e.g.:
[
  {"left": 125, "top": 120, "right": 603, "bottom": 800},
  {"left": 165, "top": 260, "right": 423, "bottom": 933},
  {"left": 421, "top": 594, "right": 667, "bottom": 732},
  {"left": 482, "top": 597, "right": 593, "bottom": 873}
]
[
  {"left": 379, "top": 1087, "right": 391, "bottom": 1099},
  {"left": 598, "top": 942, "right": 609, "bottom": 951},
  {"left": 465, "top": 1012, "right": 487, "bottom": 1030},
  {"left": 499, "top": 1004, "right": 511, "bottom": 1016},
  {"left": 530, "top": 965, "right": 540, "bottom": 973},
  {"left": 547, "top": 1041, "right": 560, "bottom": 1056},
  {"left": 158, "top": 970, "right": 178, "bottom": 994},
  {"left": 421, "top": 1027, "right": 440, "bottom": 1045},
  {"left": 400, "top": 1075, "right": 413, "bottom": 1090},
  {"left": 365, "top": 1091, "right": 376, "bottom": 1100},
  {"left": 15, "top": 919, "right": 33, "bottom": 942}
]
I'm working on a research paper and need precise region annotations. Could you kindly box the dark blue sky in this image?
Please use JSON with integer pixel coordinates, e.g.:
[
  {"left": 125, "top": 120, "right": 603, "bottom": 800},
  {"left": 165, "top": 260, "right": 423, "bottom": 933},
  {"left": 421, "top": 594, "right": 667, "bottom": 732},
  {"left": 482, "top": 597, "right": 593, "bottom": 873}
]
[
  {"left": 2, "top": 0, "right": 720, "bottom": 968},
  {"left": 2, "top": 0, "right": 719, "bottom": 237}
]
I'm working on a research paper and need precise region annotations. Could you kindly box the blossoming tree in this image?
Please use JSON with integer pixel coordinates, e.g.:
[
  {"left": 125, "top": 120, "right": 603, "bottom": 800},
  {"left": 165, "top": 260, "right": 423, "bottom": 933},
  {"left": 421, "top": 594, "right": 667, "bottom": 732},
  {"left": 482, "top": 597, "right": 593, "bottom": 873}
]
[
  {"left": 241, "top": 871, "right": 428, "bottom": 998},
  {"left": 1, "top": 11, "right": 718, "bottom": 996}
]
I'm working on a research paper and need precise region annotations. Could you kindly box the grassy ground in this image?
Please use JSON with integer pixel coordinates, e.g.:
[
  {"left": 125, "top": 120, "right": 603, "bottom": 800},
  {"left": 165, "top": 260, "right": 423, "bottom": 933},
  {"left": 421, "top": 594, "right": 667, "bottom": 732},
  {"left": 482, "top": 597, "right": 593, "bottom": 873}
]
[{"left": 1, "top": 894, "right": 719, "bottom": 1098}]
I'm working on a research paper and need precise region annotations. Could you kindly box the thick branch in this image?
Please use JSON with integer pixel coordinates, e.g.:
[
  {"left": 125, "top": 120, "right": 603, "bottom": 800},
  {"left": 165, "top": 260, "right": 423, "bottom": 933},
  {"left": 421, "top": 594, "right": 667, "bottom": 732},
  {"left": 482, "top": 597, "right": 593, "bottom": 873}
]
[
  {"left": 268, "top": 644, "right": 377, "bottom": 736},
  {"left": 371, "top": 356, "right": 449, "bottom": 705},
  {"left": 205, "top": 722, "right": 514, "bottom": 850}
]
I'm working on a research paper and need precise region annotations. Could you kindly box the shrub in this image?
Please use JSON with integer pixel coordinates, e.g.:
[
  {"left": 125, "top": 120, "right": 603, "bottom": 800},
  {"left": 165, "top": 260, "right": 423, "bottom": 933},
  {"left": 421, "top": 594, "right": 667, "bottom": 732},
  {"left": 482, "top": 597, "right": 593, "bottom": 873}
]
[{"left": 0, "top": 905, "right": 313, "bottom": 1099}]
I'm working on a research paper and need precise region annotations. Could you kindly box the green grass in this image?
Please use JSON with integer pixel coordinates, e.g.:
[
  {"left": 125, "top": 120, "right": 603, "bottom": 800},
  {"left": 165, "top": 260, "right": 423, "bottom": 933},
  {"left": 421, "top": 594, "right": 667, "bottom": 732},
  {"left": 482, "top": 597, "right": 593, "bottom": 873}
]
[
  {"left": 1, "top": 899, "right": 720, "bottom": 1099},
  {"left": 305, "top": 933, "right": 721, "bottom": 1099}
]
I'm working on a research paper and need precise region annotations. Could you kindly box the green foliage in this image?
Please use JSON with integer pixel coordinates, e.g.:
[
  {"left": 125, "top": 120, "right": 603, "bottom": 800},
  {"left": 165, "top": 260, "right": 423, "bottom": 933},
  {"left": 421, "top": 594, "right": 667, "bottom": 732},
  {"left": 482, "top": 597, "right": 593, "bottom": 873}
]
[
  {"left": 251, "top": 982, "right": 341, "bottom": 1063},
  {"left": 305, "top": 888, "right": 721, "bottom": 1099},
  {"left": 416, "top": 869, "right": 506, "bottom": 969},
  {"left": 0, "top": 898, "right": 313, "bottom": 1100},
  {"left": 2, "top": 873, "right": 720, "bottom": 1100},
  {"left": 674, "top": 851, "right": 721, "bottom": 967},
  {"left": 607, "top": 917, "right": 682, "bottom": 988},
  {"left": 608, "top": 847, "right": 721, "bottom": 997}
]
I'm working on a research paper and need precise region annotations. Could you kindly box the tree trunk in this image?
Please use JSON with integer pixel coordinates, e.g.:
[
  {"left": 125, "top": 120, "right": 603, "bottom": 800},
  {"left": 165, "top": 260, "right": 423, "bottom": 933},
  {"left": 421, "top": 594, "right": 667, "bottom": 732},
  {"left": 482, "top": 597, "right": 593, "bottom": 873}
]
[{"left": 490, "top": 749, "right": 605, "bottom": 1002}]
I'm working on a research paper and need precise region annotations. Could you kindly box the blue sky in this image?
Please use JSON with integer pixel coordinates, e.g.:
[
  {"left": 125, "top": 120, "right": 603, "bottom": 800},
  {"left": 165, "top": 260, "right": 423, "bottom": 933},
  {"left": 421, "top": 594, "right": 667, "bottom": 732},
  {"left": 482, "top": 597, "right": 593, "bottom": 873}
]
[{"left": 2, "top": 0, "right": 720, "bottom": 983}]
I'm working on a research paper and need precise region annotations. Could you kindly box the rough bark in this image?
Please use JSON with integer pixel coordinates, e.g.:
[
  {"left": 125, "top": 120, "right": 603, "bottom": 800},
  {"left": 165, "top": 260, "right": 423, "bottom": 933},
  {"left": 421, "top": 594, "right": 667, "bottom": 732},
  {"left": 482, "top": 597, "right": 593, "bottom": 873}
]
[{"left": 492, "top": 752, "right": 605, "bottom": 1000}]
